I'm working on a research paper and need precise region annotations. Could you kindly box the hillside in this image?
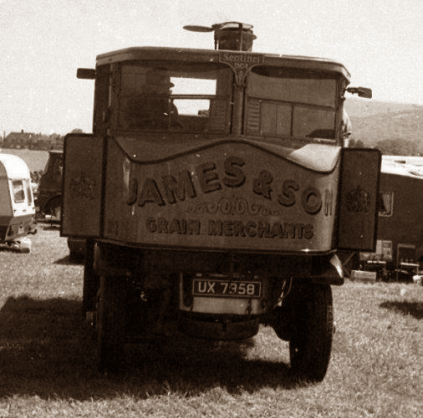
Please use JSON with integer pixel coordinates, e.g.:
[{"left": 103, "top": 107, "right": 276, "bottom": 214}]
[
  {"left": 1, "top": 100, "right": 422, "bottom": 157},
  {"left": 344, "top": 99, "right": 423, "bottom": 151}
]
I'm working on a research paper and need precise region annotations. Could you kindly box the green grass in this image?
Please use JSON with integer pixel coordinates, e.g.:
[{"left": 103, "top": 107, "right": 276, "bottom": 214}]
[
  {"left": 0, "top": 149, "right": 49, "bottom": 173},
  {"left": 0, "top": 226, "right": 422, "bottom": 417}
]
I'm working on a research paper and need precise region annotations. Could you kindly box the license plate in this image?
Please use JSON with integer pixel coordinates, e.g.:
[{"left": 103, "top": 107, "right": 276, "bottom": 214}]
[{"left": 192, "top": 279, "right": 261, "bottom": 298}]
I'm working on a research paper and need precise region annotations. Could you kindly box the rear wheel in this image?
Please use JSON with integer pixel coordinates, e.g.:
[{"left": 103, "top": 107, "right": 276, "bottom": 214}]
[
  {"left": 46, "top": 196, "right": 62, "bottom": 221},
  {"left": 97, "top": 275, "right": 127, "bottom": 374},
  {"left": 82, "top": 240, "right": 99, "bottom": 317},
  {"left": 53, "top": 205, "right": 61, "bottom": 221},
  {"left": 288, "top": 282, "right": 333, "bottom": 382}
]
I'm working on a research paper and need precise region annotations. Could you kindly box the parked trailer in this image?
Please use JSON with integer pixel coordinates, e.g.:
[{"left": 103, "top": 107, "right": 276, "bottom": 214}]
[
  {"left": 0, "top": 154, "right": 37, "bottom": 252},
  {"left": 354, "top": 156, "right": 423, "bottom": 282},
  {"left": 61, "top": 22, "right": 380, "bottom": 382}
]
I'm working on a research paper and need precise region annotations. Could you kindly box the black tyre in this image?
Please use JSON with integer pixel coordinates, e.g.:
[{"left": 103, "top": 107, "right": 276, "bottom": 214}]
[
  {"left": 82, "top": 240, "right": 99, "bottom": 317},
  {"left": 46, "top": 196, "right": 62, "bottom": 221},
  {"left": 289, "top": 282, "right": 333, "bottom": 382},
  {"left": 97, "top": 275, "right": 127, "bottom": 374}
]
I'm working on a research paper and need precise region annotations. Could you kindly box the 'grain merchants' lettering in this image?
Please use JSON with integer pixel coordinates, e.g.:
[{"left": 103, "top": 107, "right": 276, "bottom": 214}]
[
  {"left": 208, "top": 220, "right": 313, "bottom": 239},
  {"left": 145, "top": 217, "right": 314, "bottom": 240}
]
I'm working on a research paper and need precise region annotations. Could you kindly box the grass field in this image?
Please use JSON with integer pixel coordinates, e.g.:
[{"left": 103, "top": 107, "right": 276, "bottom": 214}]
[{"left": 0, "top": 226, "right": 422, "bottom": 417}]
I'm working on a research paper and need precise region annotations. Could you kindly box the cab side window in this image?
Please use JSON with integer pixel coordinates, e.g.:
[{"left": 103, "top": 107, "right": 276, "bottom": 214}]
[
  {"left": 118, "top": 63, "right": 232, "bottom": 134},
  {"left": 245, "top": 69, "right": 337, "bottom": 141}
]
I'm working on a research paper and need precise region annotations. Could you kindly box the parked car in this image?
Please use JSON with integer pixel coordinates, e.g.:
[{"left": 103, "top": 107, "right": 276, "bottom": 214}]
[{"left": 36, "top": 149, "right": 63, "bottom": 221}]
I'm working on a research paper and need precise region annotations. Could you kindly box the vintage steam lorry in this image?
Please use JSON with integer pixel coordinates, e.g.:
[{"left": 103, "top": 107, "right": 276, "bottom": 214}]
[{"left": 61, "top": 22, "right": 380, "bottom": 381}]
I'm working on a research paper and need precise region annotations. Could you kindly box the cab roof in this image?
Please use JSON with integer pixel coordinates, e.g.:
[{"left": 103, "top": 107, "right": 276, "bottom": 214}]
[{"left": 96, "top": 46, "right": 351, "bottom": 81}]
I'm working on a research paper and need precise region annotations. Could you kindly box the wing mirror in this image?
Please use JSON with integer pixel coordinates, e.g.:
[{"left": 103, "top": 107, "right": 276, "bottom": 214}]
[
  {"left": 77, "top": 68, "right": 96, "bottom": 80},
  {"left": 346, "top": 87, "right": 372, "bottom": 99}
]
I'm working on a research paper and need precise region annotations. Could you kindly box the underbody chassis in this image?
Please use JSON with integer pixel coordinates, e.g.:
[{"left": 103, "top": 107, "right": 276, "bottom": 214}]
[{"left": 82, "top": 240, "right": 339, "bottom": 382}]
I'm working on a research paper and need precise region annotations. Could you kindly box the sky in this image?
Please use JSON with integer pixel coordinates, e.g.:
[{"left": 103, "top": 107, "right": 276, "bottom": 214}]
[{"left": 1, "top": 0, "right": 422, "bottom": 136}]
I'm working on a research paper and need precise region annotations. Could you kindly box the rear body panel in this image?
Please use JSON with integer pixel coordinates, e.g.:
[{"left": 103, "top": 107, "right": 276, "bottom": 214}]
[
  {"left": 63, "top": 134, "right": 380, "bottom": 258},
  {"left": 103, "top": 138, "right": 339, "bottom": 254}
]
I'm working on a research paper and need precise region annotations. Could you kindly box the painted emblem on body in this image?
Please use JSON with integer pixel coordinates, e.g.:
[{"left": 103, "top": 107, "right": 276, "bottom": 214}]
[
  {"left": 346, "top": 185, "right": 371, "bottom": 213},
  {"left": 69, "top": 174, "right": 96, "bottom": 200}
]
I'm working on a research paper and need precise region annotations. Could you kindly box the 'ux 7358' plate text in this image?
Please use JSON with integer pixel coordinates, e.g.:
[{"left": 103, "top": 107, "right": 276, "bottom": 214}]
[{"left": 192, "top": 279, "right": 261, "bottom": 298}]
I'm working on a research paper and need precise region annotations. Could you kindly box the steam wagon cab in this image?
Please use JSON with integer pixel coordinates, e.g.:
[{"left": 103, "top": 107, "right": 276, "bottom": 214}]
[{"left": 0, "top": 154, "right": 37, "bottom": 252}]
